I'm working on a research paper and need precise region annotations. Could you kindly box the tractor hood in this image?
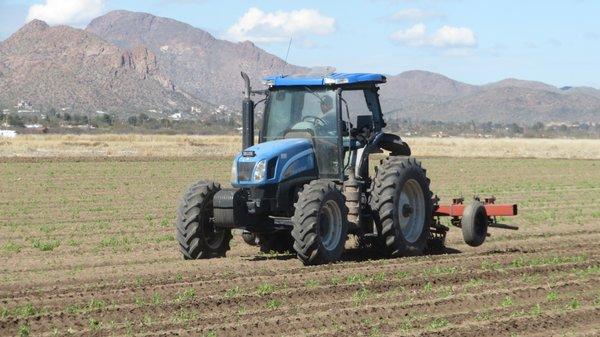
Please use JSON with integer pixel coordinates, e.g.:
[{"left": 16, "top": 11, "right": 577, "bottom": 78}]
[{"left": 231, "top": 138, "right": 315, "bottom": 187}]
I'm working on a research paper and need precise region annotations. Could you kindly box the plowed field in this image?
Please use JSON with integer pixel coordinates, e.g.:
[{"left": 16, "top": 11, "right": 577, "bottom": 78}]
[{"left": 1, "top": 156, "right": 599, "bottom": 336}]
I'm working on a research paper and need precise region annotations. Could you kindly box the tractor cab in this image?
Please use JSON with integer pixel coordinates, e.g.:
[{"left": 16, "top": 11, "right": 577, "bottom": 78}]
[
  {"left": 259, "top": 73, "right": 387, "bottom": 180},
  {"left": 232, "top": 73, "right": 395, "bottom": 189}
]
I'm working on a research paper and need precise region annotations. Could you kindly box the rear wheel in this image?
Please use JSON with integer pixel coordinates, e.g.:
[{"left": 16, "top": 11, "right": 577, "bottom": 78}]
[
  {"left": 292, "top": 180, "right": 349, "bottom": 265},
  {"left": 175, "top": 181, "right": 232, "bottom": 259},
  {"left": 371, "top": 157, "right": 432, "bottom": 257}
]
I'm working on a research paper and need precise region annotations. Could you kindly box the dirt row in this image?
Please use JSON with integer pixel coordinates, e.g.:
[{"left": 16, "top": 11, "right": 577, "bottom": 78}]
[
  {"left": 2, "top": 258, "right": 597, "bottom": 336},
  {"left": 1, "top": 157, "right": 599, "bottom": 336}
]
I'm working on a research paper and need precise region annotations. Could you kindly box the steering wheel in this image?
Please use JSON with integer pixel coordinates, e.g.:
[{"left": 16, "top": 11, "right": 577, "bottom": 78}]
[{"left": 302, "top": 115, "right": 327, "bottom": 127}]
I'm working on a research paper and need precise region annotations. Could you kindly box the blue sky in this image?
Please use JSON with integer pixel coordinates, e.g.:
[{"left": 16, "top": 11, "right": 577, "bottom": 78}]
[{"left": 1, "top": 0, "right": 599, "bottom": 87}]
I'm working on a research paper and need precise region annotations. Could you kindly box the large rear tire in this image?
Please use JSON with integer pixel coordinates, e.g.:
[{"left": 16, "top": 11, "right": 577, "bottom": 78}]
[
  {"left": 292, "top": 180, "right": 349, "bottom": 265},
  {"left": 371, "top": 157, "right": 432, "bottom": 257},
  {"left": 175, "top": 181, "right": 232, "bottom": 259}
]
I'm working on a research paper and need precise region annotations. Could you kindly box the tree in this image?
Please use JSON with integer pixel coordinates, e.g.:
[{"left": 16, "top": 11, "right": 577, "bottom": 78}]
[
  {"left": 138, "top": 113, "right": 150, "bottom": 125},
  {"left": 531, "top": 122, "right": 545, "bottom": 131},
  {"left": 94, "top": 114, "right": 113, "bottom": 126},
  {"left": 507, "top": 123, "right": 523, "bottom": 135},
  {"left": 127, "top": 116, "right": 138, "bottom": 126},
  {"left": 7, "top": 114, "right": 25, "bottom": 127}
]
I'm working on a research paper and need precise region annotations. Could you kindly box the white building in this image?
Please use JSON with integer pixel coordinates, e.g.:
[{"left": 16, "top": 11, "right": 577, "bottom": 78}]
[{"left": 0, "top": 130, "right": 17, "bottom": 138}]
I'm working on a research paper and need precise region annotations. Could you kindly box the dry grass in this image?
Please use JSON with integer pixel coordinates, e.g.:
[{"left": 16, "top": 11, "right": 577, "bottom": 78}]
[{"left": 0, "top": 134, "right": 599, "bottom": 159}]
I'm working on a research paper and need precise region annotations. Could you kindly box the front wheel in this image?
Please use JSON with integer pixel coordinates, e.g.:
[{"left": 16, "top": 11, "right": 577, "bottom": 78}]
[
  {"left": 292, "top": 180, "right": 349, "bottom": 265},
  {"left": 371, "top": 157, "right": 432, "bottom": 257},
  {"left": 175, "top": 181, "right": 232, "bottom": 259}
]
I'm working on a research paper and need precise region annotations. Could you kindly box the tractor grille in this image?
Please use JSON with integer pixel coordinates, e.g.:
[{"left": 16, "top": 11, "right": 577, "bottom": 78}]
[{"left": 238, "top": 162, "right": 255, "bottom": 181}]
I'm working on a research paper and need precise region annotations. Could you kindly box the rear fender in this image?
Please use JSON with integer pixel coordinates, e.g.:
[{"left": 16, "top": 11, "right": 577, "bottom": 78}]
[
  {"left": 357, "top": 132, "right": 411, "bottom": 179},
  {"left": 378, "top": 133, "right": 411, "bottom": 156}
]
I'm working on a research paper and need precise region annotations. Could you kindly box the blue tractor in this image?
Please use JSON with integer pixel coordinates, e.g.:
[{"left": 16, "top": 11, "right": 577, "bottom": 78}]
[{"left": 175, "top": 72, "right": 435, "bottom": 265}]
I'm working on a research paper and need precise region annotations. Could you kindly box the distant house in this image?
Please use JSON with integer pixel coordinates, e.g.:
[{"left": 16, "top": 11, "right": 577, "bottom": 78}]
[
  {"left": 16, "top": 100, "right": 32, "bottom": 110},
  {"left": 0, "top": 130, "right": 17, "bottom": 138},
  {"left": 24, "top": 123, "right": 43, "bottom": 129},
  {"left": 15, "top": 100, "right": 35, "bottom": 113}
]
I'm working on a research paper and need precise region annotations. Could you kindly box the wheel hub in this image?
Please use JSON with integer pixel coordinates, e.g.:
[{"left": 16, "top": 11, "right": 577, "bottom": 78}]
[
  {"left": 319, "top": 200, "right": 343, "bottom": 251},
  {"left": 397, "top": 179, "right": 425, "bottom": 243},
  {"left": 402, "top": 204, "right": 413, "bottom": 217}
]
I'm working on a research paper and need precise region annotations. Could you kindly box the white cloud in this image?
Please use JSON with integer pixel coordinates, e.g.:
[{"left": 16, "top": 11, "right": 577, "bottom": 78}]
[
  {"left": 389, "top": 23, "right": 427, "bottom": 46},
  {"left": 390, "top": 23, "right": 477, "bottom": 48},
  {"left": 226, "top": 7, "right": 335, "bottom": 43},
  {"left": 390, "top": 8, "right": 441, "bottom": 21},
  {"left": 26, "top": 0, "right": 104, "bottom": 26},
  {"left": 430, "top": 25, "right": 477, "bottom": 47}
]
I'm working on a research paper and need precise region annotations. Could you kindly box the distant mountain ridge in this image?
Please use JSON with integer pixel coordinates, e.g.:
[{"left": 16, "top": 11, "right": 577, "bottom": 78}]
[
  {"left": 381, "top": 71, "right": 600, "bottom": 123},
  {"left": 1, "top": 10, "right": 599, "bottom": 124},
  {"left": 86, "top": 10, "right": 322, "bottom": 109}
]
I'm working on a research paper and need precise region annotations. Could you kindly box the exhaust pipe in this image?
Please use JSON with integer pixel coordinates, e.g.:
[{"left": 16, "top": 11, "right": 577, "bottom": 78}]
[{"left": 241, "top": 72, "right": 254, "bottom": 151}]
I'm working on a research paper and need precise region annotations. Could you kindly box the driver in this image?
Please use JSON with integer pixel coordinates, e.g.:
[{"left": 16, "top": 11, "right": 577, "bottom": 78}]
[{"left": 318, "top": 95, "right": 337, "bottom": 134}]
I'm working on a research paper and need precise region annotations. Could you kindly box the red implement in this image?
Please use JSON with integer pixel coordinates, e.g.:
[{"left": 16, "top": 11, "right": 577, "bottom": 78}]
[{"left": 433, "top": 197, "right": 518, "bottom": 217}]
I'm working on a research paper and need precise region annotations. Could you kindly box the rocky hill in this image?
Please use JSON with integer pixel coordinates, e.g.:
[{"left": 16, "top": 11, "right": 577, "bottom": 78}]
[
  {"left": 0, "top": 19, "right": 210, "bottom": 114},
  {"left": 86, "top": 10, "right": 323, "bottom": 108},
  {"left": 1, "top": 10, "right": 599, "bottom": 124}
]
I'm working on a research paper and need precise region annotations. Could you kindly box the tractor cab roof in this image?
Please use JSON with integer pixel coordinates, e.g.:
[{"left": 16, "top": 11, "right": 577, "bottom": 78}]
[{"left": 263, "top": 72, "right": 386, "bottom": 88}]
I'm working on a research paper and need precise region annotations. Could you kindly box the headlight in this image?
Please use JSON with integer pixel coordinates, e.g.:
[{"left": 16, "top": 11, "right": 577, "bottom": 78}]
[
  {"left": 231, "top": 161, "right": 237, "bottom": 182},
  {"left": 253, "top": 160, "right": 267, "bottom": 181}
]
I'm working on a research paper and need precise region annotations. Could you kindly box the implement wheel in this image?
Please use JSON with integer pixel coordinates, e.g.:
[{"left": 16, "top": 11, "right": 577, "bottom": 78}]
[
  {"left": 292, "top": 180, "right": 349, "bottom": 265},
  {"left": 461, "top": 201, "right": 488, "bottom": 247},
  {"left": 371, "top": 157, "right": 432, "bottom": 257},
  {"left": 241, "top": 231, "right": 258, "bottom": 246},
  {"left": 175, "top": 181, "right": 232, "bottom": 259}
]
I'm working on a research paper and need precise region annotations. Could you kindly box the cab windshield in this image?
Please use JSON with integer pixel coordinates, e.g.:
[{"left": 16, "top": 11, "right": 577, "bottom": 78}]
[{"left": 263, "top": 87, "right": 340, "bottom": 178}]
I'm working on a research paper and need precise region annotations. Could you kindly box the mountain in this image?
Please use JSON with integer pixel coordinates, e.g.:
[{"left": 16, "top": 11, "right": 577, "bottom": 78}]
[
  {"left": 423, "top": 86, "right": 600, "bottom": 124},
  {"left": 380, "top": 72, "right": 600, "bottom": 123},
  {"left": 0, "top": 10, "right": 599, "bottom": 124},
  {"left": 0, "top": 19, "right": 210, "bottom": 114},
  {"left": 86, "top": 10, "right": 324, "bottom": 108},
  {"left": 382, "top": 70, "right": 478, "bottom": 100},
  {"left": 484, "top": 78, "right": 559, "bottom": 92}
]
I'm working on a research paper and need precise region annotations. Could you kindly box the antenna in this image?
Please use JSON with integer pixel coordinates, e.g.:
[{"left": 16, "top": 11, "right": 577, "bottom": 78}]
[{"left": 282, "top": 36, "right": 293, "bottom": 75}]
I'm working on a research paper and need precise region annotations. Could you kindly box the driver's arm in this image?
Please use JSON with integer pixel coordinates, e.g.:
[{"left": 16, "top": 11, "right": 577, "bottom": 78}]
[{"left": 321, "top": 111, "right": 337, "bottom": 134}]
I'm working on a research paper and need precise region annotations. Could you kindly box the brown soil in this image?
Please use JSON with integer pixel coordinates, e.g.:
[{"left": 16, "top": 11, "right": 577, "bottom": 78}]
[{"left": 1, "top": 156, "right": 598, "bottom": 336}]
